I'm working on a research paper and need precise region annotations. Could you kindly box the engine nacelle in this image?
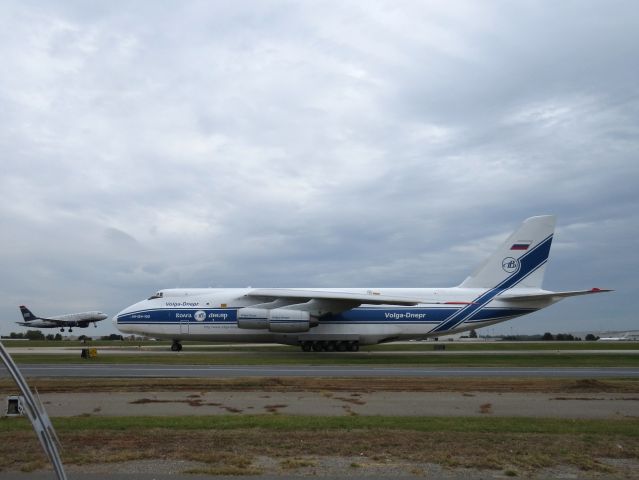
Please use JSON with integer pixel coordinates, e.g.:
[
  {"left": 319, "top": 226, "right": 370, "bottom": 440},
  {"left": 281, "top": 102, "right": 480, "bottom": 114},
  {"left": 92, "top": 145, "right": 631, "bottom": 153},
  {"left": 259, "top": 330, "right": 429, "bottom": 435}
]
[{"left": 237, "top": 308, "right": 313, "bottom": 333}]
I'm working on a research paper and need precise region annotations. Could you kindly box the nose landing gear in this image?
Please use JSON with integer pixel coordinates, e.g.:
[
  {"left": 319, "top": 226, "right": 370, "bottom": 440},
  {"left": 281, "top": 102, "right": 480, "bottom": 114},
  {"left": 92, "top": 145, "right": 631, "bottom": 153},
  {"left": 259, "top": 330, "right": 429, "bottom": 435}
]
[{"left": 171, "top": 340, "right": 183, "bottom": 352}]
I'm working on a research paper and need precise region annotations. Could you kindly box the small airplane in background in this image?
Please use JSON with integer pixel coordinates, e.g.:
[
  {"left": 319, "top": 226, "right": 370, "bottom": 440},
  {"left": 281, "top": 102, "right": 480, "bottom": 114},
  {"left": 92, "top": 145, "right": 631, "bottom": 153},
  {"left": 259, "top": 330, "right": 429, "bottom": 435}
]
[
  {"left": 17, "top": 306, "right": 108, "bottom": 332},
  {"left": 598, "top": 332, "right": 634, "bottom": 341}
]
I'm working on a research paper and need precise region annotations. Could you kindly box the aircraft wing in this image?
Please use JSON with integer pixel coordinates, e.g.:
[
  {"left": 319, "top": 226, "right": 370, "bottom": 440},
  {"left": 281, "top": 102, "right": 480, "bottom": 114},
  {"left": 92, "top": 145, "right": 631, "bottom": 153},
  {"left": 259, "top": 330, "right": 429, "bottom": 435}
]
[
  {"left": 499, "top": 288, "right": 613, "bottom": 302},
  {"left": 15, "top": 318, "right": 68, "bottom": 327},
  {"left": 37, "top": 318, "right": 74, "bottom": 326},
  {"left": 243, "top": 289, "right": 474, "bottom": 317},
  {"left": 245, "top": 288, "right": 467, "bottom": 306}
]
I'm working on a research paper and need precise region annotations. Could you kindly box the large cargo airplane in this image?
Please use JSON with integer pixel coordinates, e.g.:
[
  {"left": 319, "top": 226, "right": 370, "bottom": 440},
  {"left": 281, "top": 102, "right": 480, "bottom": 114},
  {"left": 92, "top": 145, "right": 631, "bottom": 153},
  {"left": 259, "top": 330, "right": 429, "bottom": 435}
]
[
  {"left": 18, "top": 306, "right": 108, "bottom": 332},
  {"left": 115, "top": 216, "right": 611, "bottom": 351}
]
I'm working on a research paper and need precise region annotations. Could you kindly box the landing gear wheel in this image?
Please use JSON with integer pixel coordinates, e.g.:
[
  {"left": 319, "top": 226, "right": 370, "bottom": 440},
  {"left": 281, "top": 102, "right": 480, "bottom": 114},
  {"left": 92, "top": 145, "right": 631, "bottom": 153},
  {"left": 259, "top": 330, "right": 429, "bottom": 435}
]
[
  {"left": 60, "top": 328, "right": 65, "bottom": 332},
  {"left": 347, "top": 341, "right": 359, "bottom": 352},
  {"left": 171, "top": 341, "right": 183, "bottom": 352},
  {"left": 312, "top": 342, "right": 323, "bottom": 352},
  {"left": 325, "top": 341, "right": 336, "bottom": 352},
  {"left": 337, "top": 341, "right": 347, "bottom": 352},
  {"left": 301, "top": 342, "right": 312, "bottom": 352}
]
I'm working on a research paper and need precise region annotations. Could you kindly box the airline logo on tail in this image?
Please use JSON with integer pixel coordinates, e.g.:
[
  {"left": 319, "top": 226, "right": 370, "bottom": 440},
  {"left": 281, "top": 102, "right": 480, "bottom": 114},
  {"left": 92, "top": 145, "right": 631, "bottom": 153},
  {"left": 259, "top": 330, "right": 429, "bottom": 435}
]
[
  {"left": 501, "top": 257, "right": 519, "bottom": 273},
  {"left": 19, "top": 306, "right": 36, "bottom": 321}
]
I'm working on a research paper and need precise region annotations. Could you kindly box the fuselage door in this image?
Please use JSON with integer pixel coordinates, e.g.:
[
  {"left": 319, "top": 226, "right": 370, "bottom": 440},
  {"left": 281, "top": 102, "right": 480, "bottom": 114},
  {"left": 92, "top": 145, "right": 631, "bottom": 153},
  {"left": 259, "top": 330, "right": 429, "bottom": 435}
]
[{"left": 179, "top": 314, "right": 189, "bottom": 335}]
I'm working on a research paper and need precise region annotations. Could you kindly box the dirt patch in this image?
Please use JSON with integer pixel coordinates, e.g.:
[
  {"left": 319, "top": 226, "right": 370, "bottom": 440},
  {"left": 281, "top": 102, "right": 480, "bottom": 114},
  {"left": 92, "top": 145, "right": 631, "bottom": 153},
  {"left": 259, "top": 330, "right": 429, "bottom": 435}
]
[
  {"left": 264, "top": 404, "right": 288, "bottom": 413},
  {"left": 479, "top": 403, "right": 493, "bottom": 414},
  {"left": 334, "top": 396, "right": 367, "bottom": 405},
  {"left": 129, "top": 397, "right": 241, "bottom": 412}
]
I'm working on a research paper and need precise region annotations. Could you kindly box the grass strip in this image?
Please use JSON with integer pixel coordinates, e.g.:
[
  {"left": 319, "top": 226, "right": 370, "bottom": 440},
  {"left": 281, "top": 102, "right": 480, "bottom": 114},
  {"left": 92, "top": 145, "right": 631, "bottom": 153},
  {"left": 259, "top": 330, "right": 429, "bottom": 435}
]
[
  {"left": 367, "top": 342, "right": 639, "bottom": 351},
  {"left": 11, "top": 352, "right": 639, "bottom": 366},
  {"left": 2, "top": 415, "right": 639, "bottom": 436},
  {"left": 4, "top": 340, "right": 639, "bottom": 351},
  {"left": 3, "top": 417, "right": 639, "bottom": 474}
]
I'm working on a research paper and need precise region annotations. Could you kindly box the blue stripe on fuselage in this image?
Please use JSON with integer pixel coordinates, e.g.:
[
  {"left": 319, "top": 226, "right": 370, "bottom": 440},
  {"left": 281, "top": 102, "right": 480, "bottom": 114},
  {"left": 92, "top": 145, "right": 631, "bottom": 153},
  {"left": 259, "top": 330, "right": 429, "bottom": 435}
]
[
  {"left": 117, "top": 306, "right": 536, "bottom": 326},
  {"left": 117, "top": 308, "right": 237, "bottom": 324}
]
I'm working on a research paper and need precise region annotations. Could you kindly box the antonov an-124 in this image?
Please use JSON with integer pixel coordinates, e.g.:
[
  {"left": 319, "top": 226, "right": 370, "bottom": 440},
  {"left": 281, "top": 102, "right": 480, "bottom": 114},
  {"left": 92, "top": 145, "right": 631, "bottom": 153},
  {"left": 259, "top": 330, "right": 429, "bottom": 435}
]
[{"left": 115, "top": 216, "right": 611, "bottom": 351}]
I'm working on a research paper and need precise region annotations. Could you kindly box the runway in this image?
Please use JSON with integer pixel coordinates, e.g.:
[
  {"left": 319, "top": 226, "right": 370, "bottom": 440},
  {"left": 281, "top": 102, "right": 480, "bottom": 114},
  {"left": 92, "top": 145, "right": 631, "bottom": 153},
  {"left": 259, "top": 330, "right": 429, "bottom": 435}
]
[{"left": 5, "top": 364, "right": 639, "bottom": 378}]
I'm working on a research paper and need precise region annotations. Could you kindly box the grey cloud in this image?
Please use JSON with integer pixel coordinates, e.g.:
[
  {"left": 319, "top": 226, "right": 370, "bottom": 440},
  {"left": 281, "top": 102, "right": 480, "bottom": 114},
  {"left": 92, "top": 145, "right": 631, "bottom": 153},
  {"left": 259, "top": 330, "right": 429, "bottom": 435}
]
[{"left": 0, "top": 1, "right": 636, "bottom": 336}]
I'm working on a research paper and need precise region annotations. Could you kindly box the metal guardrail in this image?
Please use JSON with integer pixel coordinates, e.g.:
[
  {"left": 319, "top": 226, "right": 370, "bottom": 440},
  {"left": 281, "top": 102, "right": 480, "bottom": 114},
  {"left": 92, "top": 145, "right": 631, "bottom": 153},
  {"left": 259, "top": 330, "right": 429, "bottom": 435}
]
[{"left": 0, "top": 341, "right": 67, "bottom": 479}]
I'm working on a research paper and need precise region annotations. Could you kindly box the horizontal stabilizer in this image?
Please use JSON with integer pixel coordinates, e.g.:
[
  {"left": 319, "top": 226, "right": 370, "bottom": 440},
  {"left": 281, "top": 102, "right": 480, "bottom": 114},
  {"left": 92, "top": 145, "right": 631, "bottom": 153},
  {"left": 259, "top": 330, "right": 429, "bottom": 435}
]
[{"left": 499, "top": 288, "right": 613, "bottom": 302}]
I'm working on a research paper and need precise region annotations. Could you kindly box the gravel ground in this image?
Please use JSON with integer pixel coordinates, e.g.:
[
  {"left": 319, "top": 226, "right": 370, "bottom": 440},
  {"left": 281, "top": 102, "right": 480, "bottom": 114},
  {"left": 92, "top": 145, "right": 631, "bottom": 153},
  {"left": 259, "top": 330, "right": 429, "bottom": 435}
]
[{"left": 35, "top": 390, "right": 639, "bottom": 418}]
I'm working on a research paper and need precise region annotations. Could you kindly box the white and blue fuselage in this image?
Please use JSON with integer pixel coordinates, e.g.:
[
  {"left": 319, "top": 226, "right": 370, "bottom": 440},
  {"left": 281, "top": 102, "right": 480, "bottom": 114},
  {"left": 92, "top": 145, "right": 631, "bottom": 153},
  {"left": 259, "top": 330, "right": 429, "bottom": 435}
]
[
  {"left": 115, "top": 286, "right": 545, "bottom": 346},
  {"left": 115, "top": 216, "right": 609, "bottom": 350}
]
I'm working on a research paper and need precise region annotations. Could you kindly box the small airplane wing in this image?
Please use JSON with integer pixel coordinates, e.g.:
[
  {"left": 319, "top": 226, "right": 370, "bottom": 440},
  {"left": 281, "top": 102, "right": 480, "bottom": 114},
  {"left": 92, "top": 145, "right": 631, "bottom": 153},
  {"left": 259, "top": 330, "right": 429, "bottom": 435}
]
[
  {"left": 36, "top": 318, "right": 72, "bottom": 326},
  {"left": 499, "top": 288, "right": 613, "bottom": 302}
]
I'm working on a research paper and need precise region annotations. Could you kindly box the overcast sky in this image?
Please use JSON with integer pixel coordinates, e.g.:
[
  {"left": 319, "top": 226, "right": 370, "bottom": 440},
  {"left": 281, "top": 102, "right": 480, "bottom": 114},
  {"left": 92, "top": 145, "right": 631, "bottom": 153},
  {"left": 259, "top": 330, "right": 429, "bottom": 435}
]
[{"left": 1, "top": 1, "right": 637, "bottom": 337}]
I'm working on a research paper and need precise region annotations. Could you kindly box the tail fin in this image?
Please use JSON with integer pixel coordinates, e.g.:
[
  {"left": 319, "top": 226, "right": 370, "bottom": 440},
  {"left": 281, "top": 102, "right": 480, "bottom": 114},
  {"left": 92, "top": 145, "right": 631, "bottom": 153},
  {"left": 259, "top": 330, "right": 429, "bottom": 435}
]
[
  {"left": 458, "top": 215, "right": 556, "bottom": 289},
  {"left": 19, "top": 305, "right": 38, "bottom": 322}
]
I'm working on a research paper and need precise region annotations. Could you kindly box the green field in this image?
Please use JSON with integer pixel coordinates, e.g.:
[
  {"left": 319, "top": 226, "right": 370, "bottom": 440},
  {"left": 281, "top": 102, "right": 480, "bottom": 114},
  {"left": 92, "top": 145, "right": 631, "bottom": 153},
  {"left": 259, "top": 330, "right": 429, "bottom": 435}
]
[
  {"left": 1, "top": 414, "right": 638, "bottom": 435},
  {"left": 2, "top": 416, "right": 638, "bottom": 475}
]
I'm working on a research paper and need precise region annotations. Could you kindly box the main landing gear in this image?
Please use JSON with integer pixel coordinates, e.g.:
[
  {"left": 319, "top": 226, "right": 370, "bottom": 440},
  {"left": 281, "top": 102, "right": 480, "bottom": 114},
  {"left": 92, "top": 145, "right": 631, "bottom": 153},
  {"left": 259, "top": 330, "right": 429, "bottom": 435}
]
[
  {"left": 300, "top": 341, "right": 359, "bottom": 352},
  {"left": 171, "top": 340, "right": 183, "bottom": 352}
]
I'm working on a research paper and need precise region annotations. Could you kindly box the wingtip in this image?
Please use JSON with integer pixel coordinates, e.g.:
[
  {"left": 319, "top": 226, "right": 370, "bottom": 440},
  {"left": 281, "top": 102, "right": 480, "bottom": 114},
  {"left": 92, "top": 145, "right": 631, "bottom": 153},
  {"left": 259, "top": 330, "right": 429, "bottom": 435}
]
[{"left": 590, "top": 288, "right": 613, "bottom": 293}]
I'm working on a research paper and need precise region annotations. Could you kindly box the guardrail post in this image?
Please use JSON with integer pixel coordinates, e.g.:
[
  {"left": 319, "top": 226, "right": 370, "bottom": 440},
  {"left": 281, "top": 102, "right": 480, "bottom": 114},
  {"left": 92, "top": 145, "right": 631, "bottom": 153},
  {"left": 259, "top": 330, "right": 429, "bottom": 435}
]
[{"left": 0, "top": 341, "right": 67, "bottom": 479}]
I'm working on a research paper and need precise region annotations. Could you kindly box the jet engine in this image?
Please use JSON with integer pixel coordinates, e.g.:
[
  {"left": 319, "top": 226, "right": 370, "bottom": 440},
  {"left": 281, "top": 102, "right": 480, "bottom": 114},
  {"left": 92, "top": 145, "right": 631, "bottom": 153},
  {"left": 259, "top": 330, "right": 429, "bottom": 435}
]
[{"left": 237, "top": 308, "right": 316, "bottom": 333}]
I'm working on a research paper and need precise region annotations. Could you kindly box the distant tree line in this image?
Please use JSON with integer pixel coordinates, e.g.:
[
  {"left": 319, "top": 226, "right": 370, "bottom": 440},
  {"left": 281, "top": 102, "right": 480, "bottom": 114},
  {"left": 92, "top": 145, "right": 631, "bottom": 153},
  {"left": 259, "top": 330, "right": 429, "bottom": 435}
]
[
  {"left": 500, "top": 334, "right": 544, "bottom": 341},
  {"left": 7, "top": 330, "right": 61, "bottom": 340},
  {"left": 4, "top": 331, "right": 124, "bottom": 341},
  {"left": 495, "top": 333, "right": 599, "bottom": 341},
  {"left": 541, "top": 332, "right": 599, "bottom": 341}
]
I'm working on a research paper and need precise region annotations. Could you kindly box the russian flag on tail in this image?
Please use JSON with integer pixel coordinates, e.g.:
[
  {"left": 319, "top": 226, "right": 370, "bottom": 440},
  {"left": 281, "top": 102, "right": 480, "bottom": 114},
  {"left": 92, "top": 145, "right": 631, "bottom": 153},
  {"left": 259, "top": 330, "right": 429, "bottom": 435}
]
[{"left": 511, "top": 241, "right": 532, "bottom": 251}]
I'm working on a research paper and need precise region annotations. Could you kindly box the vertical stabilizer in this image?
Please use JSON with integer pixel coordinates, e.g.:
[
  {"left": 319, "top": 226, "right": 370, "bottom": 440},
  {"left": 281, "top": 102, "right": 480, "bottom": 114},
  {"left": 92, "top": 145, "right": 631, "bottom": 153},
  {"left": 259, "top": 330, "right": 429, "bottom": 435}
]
[
  {"left": 19, "top": 306, "right": 38, "bottom": 322},
  {"left": 458, "top": 216, "right": 556, "bottom": 289}
]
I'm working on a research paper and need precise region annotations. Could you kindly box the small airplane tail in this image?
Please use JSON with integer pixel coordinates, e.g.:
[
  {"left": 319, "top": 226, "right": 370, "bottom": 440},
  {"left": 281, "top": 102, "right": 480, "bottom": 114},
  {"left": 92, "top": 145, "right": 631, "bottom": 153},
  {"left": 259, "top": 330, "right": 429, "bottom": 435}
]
[
  {"left": 19, "top": 305, "right": 38, "bottom": 322},
  {"left": 458, "top": 215, "right": 556, "bottom": 290}
]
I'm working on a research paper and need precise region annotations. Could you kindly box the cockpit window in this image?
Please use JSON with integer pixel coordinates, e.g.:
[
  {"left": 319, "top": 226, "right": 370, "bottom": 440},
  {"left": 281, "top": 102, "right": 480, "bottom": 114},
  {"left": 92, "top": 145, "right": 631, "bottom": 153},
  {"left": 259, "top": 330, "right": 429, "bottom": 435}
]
[{"left": 147, "top": 291, "right": 164, "bottom": 300}]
